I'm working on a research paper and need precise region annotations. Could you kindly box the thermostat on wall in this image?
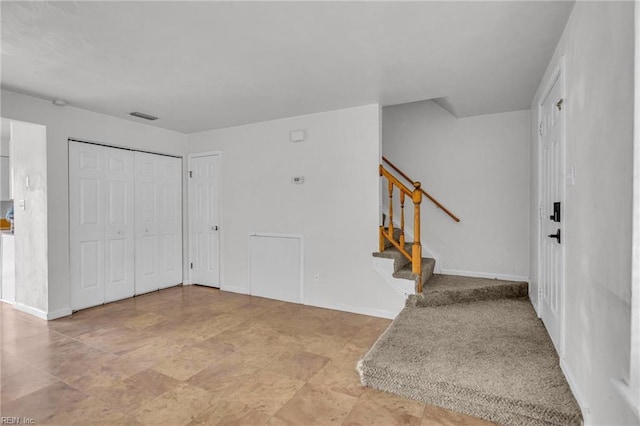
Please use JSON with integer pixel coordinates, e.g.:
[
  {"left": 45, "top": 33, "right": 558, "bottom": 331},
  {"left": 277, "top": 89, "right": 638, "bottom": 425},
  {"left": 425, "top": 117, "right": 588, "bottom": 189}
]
[
  {"left": 290, "top": 130, "right": 306, "bottom": 143},
  {"left": 291, "top": 176, "right": 304, "bottom": 184}
]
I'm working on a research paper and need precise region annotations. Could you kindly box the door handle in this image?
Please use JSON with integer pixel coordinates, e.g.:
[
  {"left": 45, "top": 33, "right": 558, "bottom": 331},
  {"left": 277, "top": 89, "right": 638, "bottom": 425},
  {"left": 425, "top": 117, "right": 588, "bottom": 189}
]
[
  {"left": 547, "top": 229, "right": 561, "bottom": 244},
  {"left": 117, "top": 230, "right": 124, "bottom": 235},
  {"left": 211, "top": 226, "right": 218, "bottom": 231}
]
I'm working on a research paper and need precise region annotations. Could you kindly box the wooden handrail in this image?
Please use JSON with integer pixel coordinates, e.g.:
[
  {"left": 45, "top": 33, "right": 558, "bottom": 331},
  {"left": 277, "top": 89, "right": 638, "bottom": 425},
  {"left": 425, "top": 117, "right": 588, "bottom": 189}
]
[
  {"left": 379, "top": 164, "right": 424, "bottom": 292},
  {"left": 382, "top": 156, "right": 461, "bottom": 223}
]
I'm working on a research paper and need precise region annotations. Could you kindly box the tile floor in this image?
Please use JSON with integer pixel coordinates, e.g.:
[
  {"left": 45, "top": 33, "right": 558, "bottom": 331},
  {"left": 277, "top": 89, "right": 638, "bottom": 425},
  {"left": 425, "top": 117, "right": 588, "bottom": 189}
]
[{"left": 1, "top": 285, "right": 495, "bottom": 425}]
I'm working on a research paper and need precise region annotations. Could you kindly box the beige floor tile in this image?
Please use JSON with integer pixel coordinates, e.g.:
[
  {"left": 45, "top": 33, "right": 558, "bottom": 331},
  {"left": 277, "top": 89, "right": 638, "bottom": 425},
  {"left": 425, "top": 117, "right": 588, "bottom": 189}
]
[
  {"left": 308, "top": 359, "right": 366, "bottom": 398},
  {"left": 1, "top": 365, "right": 59, "bottom": 403},
  {"left": 187, "top": 354, "right": 262, "bottom": 394},
  {"left": 230, "top": 369, "right": 305, "bottom": 415},
  {"left": 152, "top": 346, "right": 222, "bottom": 381},
  {"left": 422, "top": 404, "right": 498, "bottom": 426},
  {"left": 273, "top": 383, "right": 359, "bottom": 426},
  {"left": 121, "top": 311, "right": 169, "bottom": 330},
  {"left": 1, "top": 381, "right": 89, "bottom": 423},
  {"left": 190, "top": 399, "right": 271, "bottom": 426},
  {"left": 77, "top": 369, "right": 178, "bottom": 414},
  {"left": 262, "top": 350, "right": 330, "bottom": 381},
  {"left": 39, "top": 396, "right": 126, "bottom": 425},
  {"left": 343, "top": 388, "right": 425, "bottom": 426},
  {"left": 133, "top": 382, "right": 218, "bottom": 425}
]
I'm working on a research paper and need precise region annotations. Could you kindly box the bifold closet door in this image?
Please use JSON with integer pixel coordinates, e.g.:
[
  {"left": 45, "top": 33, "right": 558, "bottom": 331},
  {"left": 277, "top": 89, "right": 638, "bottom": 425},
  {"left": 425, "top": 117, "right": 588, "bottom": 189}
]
[
  {"left": 69, "top": 142, "right": 135, "bottom": 310},
  {"left": 134, "top": 152, "right": 183, "bottom": 294}
]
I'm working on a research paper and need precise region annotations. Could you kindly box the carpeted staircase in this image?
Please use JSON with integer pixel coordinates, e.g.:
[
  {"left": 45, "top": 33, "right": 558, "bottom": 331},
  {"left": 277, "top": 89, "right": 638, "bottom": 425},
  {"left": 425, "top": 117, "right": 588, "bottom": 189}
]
[{"left": 361, "top": 246, "right": 582, "bottom": 425}]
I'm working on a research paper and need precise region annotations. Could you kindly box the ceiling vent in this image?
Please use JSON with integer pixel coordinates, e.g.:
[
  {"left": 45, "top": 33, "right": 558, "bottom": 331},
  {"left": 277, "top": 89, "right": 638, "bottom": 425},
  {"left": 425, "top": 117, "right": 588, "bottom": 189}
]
[{"left": 130, "top": 111, "right": 158, "bottom": 121}]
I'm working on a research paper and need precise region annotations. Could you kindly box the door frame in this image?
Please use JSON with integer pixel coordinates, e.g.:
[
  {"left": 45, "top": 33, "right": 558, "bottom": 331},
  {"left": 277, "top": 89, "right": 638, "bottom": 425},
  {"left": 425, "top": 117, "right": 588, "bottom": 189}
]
[
  {"left": 187, "top": 151, "right": 223, "bottom": 287},
  {"left": 536, "top": 56, "right": 567, "bottom": 358}
]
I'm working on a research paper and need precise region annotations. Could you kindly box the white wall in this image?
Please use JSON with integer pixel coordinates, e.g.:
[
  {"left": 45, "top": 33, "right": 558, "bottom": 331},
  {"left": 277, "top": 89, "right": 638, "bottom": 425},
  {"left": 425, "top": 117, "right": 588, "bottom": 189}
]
[
  {"left": 530, "top": 2, "right": 636, "bottom": 424},
  {"left": 188, "top": 104, "right": 405, "bottom": 318},
  {"left": 383, "top": 101, "right": 530, "bottom": 281},
  {"left": 1, "top": 90, "right": 188, "bottom": 317},
  {"left": 11, "top": 120, "right": 48, "bottom": 314}
]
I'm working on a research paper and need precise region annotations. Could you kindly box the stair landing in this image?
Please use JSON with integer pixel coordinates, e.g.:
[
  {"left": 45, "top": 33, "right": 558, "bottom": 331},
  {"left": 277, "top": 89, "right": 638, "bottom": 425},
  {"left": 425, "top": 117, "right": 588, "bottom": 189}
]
[{"left": 407, "top": 274, "right": 528, "bottom": 307}]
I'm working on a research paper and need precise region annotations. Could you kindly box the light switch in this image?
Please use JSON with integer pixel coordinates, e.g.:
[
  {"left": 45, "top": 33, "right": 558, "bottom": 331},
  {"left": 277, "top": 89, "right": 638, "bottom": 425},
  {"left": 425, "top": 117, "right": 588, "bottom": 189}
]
[
  {"left": 290, "top": 130, "right": 306, "bottom": 143},
  {"left": 18, "top": 199, "right": 25, "bottom": 210}
]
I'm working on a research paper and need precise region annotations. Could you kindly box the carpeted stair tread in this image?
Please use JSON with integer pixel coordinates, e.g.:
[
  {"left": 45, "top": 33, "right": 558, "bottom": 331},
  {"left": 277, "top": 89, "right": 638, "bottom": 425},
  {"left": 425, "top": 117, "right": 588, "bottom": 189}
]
[
  {"left": 407, "top": 274, "right": 528, "bottom": 307},
  {"left": 393, "top": 257, "right": 435, "bottom": 291},
  {"left": 357, "top": 298, "right": 582, "bottom": 425},
  {"left": 372, "top": 243, "right": 413, "bottom": 272}
]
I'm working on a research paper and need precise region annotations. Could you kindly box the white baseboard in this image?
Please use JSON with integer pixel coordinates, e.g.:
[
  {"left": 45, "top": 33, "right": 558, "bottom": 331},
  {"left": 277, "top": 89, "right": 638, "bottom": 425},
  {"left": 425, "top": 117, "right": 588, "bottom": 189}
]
[
  {"left": 13, "top": 303, "right": 72, "bottom": 321},
  {"left": 439, "top": 268, "right": 529, "bottom": 283},
  {"left": 560, "top": 358, "right": 591, "bottom": 424},
  {"left": 13, "top": 302, "right": 48, "bottom": 320},
  {"left": 221, "top": 284, "right": 248, "bottom": 295},
  {"left": 47, "top": 307, "right": 72, "bottom": 320},
  {"left": 612, "top": 379, "right": 640, "bottom": 423},
  {"left": 304, "top": 298, "right": 400, "bottom": 319}
]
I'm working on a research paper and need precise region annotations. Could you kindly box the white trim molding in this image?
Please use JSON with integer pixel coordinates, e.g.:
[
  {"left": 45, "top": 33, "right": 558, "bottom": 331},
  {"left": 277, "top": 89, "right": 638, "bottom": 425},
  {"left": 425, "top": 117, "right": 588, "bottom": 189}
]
[
  {"left": 47, "top": 307, "right": 72, "bottom": 320},
  {"left": 13, "top": 303, "right": 48, "bottom": 320},
  {"left": 220, "top": 284, "right": 249, "bottom": 295},
  {"left": 304, "top": 298, "right": 399, "bottom": 320},
  {"left": 622, "top": 3, "right": 640, "bottom": 421},
  {"left": 13, "top": 303, "right": 72, "bottom": 321},
  {"left": 561, "top": 359, "right": 591, "bottom": 425},
  {"left": 439, "top": 268, "right": 528, "bottom": 283}
]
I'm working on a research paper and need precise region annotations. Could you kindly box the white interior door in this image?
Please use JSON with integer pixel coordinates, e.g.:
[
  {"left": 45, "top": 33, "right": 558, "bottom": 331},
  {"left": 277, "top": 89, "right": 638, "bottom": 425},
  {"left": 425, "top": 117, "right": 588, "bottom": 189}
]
[
  {"left": 70, "top": 142, "right": 135, "bottom": 310},
  {"left": 249, "top": 234, "right": 302, "bottom": 304},
  {"left": 540, "top": 73, "right": 565, "bottom": 353},
  {"left": 189, "top": 154, "right": 220, "bottom": 287},
  {"left": 103, "top": 148, "right": 135, "bottom": 303},
  {"left": 135, "top": 152, "right": 183, "bottom": 294}
]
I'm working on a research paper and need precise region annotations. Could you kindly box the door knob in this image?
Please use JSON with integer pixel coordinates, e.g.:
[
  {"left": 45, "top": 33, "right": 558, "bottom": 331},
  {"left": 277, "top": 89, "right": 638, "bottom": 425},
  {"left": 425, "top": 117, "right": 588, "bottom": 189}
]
[
  {"left": 211, "top": 226, "right": 218, "bottom": 231},
  {"left": 117, "top": 230, "right": 124, "bottom": 235},
  {"left": 547, "top": 229, "right": 561, "bottom": 244}
]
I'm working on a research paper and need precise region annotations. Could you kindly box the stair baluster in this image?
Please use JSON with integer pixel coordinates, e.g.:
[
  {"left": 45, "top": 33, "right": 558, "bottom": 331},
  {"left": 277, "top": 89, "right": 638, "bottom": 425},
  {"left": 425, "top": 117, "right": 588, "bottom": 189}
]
[
  {"left": 412, "top": 182, "right": 423, "bottom": 292},
  {"left": 399, "top": 192, "right": 406, "bottom": 248}
]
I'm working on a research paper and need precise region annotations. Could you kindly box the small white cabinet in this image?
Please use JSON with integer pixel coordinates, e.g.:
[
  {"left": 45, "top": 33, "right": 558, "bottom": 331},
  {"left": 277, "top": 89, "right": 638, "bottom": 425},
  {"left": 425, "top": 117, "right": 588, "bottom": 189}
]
[{"left": 1, "top": 234, "right": 15, "bottom": 304}]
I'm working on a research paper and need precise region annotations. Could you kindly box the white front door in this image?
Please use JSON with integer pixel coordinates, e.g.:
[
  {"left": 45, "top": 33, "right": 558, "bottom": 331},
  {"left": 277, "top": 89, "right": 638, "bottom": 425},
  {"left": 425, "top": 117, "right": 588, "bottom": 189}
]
[
  {"left": 540, "top": 72, "right": 565, "bottom": 354},
  {"left": 134, "top": 152, "right": 183, "bottom": 294},
  {"left": 189, "top": 154, "right": 220, "bottom": 287}
]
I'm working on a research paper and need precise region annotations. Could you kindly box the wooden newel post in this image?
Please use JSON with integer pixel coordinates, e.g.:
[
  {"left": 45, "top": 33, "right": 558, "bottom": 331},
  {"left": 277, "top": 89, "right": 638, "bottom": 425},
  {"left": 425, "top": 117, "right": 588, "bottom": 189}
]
[{"left": 412, "top": 182, "right": 423, "bottom": 290}]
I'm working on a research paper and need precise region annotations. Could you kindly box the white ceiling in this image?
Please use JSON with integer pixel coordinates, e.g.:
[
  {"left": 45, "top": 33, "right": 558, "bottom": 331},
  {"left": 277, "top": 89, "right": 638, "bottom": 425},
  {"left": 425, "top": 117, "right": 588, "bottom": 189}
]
[{"left": 1, "top": 1, "right": 574, "bottom": 134}]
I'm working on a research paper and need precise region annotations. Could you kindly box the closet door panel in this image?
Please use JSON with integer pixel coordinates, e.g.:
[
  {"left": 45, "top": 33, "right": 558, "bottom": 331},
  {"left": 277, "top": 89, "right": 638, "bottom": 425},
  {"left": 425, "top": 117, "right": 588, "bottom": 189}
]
[
  {"left": 134, "top": 152, "right": 182, "bottom": 294},
  {"left": 157, "top": 155, "right": 182, "bottom": 288},
  {"left": 70, "top": 142, "right": 105, "bottom": 310},
  {"left": 104, "top": 148, "right": 135, "bottom": 303},
  {"left": 134, "top": 153, "right": 159, "bottom": 294}
]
